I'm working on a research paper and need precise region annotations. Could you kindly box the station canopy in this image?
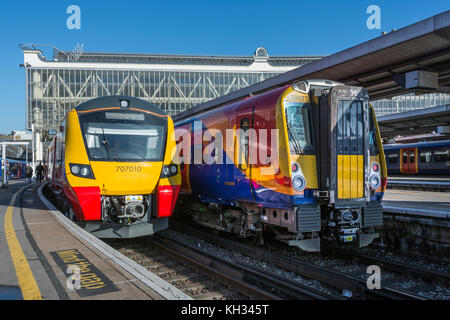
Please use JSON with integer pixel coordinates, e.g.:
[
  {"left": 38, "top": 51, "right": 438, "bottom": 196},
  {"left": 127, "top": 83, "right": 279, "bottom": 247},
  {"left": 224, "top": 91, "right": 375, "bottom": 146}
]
[
  {"left": 174, "top": 10, "right": 450, "bottom": 121},
  {"left": 377, "top": 104, "right": 450, "bottom": 138}
]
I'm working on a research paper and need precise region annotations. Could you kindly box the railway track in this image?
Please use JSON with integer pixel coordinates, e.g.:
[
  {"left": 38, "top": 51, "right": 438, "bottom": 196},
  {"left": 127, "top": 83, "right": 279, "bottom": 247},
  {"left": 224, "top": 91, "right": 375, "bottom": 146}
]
[
  {"left": 169, "top": 220, "right": 442, "bottom": 300},
  {"left": 106, "top": 237, "right": 253, "bottom": 300},
  {"left": 105, "top": 235, "right": 336, "bottom": 300}
]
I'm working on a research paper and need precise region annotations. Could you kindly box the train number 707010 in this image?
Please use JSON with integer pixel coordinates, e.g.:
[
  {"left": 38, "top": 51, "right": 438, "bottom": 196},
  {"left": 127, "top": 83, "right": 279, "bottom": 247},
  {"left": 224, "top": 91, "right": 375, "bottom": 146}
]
[{"left": 115, "top": 166, "right": 142, "bottom": 173}]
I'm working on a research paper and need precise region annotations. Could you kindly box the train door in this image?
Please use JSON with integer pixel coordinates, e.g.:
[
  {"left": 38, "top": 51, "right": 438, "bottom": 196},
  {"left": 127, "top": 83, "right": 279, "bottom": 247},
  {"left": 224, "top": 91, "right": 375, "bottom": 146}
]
[
  {"left": 178, "top": 122, "right": 192, "bottom": 194},
  {"left": 400, "top": 147, "right": 418, "bottom": 174},
  {"left": 314, "top": 85, "right": 370, "bottom": 204},
  {"left": 235, "top": 106, "right": 256, "bottom": 202}
]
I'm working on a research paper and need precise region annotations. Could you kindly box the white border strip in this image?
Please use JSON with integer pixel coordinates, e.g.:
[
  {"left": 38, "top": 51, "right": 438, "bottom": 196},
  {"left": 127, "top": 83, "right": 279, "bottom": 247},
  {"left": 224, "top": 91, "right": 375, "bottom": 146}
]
[
  {"left": 37, "top": 184, "right": 192, "bottom": 300},
  {"left": 388, "top": 180, "right": 450, "bottom": 186}
]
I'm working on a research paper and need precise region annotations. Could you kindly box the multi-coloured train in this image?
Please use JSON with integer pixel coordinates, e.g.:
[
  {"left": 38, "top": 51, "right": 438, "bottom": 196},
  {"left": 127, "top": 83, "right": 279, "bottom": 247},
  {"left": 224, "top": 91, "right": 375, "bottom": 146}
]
[
  {"left": 44, "top": 95, "right": 181, "bottom": 238},
  {"left": 0, "top": 158, "right": 29, "bottom": 180},
  {"left": 384, "top": 140, "right": 450, "bottom": 175},
  {"left": 173, "top": 80, "right": 387, "bottom": 252}
]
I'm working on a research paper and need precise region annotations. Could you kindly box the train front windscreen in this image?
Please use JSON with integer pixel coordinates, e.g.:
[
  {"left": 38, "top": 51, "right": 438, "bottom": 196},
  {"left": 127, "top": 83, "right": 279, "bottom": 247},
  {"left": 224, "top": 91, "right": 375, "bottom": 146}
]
[
  {"left": 78, "top": 110, "right": 167, "bottom": 162},
  {"left": 284, "top": 100, "right": 314, "bottom": 155}
]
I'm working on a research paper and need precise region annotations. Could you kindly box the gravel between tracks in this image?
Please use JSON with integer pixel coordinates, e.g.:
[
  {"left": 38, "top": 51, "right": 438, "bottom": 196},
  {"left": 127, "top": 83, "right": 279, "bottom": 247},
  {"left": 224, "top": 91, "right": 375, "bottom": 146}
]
[{"left": 160, "top": 229, "right": 340, "bottom": 298}]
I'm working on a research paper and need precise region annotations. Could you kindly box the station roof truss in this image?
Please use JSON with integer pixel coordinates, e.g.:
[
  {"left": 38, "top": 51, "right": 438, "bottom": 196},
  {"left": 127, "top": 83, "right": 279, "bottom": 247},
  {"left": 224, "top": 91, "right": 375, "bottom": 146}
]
[{"left": 377, "top": 104, "right": 450, "bottom": 138}]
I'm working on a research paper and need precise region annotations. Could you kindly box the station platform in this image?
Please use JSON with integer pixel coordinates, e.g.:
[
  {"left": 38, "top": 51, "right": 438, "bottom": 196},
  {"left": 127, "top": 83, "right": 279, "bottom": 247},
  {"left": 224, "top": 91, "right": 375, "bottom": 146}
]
[
  {"left": 381, "top": 189, "right": 450, "bottom": 255},
  {"left": 387, "top": 176, "right": 450, "bottom": 190},
  {"left": 382, "top": 189, "right": 450, "bottom": 218},
  {"left": 382, "top": 189, "right": 450, "bottom": 228},
  {"left": 0, "top": 180, "right": 190, "bottom": 300}
]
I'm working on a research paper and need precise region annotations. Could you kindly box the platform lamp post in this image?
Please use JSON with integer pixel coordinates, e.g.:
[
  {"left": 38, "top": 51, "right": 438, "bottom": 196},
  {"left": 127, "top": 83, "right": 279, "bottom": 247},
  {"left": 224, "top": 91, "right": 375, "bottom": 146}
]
[
  {"left": 32, "top": 107, "right": 43, "bottom": 173},
  {"left": 1, "top": 143, "right": 5, "bottom": 188},
  {"left": 31, "top": 122, "right": 35, "bottom": 171}
]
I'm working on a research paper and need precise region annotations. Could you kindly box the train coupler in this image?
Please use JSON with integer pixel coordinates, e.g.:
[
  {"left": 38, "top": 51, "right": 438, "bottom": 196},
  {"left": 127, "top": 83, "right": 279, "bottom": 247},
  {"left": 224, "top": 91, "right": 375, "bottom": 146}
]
[{"left": 339, "top": 227, "right": 359, "bottom": 243}]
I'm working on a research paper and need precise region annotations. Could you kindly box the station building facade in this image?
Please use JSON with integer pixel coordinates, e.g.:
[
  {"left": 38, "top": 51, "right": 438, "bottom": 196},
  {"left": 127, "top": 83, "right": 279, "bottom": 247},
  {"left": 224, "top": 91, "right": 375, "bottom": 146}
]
[{"left": 21, "top": 45, "right": 323, "bottom": 133}]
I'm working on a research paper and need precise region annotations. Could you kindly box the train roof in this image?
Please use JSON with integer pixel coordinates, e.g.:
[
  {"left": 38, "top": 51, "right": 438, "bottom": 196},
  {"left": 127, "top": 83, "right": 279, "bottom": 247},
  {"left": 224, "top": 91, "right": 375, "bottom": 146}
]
[
  {"left": 383, "top": 139, "right": 450, "bottom": 150},
  {"left": 172, "top": 79, "right": 344, "bottom": 122},
  {"left": 75, "top": 95, "right": 167, "bottom": 117}
]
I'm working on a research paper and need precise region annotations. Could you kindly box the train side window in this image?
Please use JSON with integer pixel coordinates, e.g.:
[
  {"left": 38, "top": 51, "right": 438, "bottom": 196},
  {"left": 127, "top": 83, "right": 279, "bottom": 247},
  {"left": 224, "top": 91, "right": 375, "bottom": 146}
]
[
  {"left": 420, "top": 151, "right": 432, "bottom": 163},
  {"left": 239, "top": 118, "right": 250, "bottom": 167},
  {"left": 388, "top": 153, "right": 398, "bottom": 164},
  {"left": 434, "top": 149, "right": 450, "bottom": 162},
  {"left": 402, "top": 150, "right": 408, "bottom": 163},
  {"left": 409, "top": 150, "right": 415, "bottom": 163}
]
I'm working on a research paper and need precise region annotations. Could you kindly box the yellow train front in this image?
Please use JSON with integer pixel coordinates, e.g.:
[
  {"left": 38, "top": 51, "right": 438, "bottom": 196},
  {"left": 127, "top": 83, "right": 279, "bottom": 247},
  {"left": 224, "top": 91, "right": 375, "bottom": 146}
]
[{"left": 46, "top": 95, "right": 180, "bottom": 238}]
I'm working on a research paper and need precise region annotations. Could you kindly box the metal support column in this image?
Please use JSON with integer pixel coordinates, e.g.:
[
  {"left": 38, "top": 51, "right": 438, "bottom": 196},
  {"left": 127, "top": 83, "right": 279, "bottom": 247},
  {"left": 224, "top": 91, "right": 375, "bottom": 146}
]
[
  {"left": 31, "top": 123, "right": 35, "bottom": 171},
  {"left": 1, "top": 143, "right": 5, "bottom": 188},
  {"left": 0, "top": 142, "right": 30, "bottom": 188}
]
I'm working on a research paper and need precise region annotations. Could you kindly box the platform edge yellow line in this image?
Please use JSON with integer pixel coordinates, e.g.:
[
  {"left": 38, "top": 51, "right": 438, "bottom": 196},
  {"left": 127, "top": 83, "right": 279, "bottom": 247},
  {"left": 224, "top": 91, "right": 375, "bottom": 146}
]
[{"left": 4, "top": 185, "right": 42, "bottom": 300}]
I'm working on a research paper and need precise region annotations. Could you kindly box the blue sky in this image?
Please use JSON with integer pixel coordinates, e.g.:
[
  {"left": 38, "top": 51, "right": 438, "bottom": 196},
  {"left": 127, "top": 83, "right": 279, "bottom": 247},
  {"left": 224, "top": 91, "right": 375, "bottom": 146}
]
[{"left": 0, "top": 0, "right": 448, "bottom": 133}]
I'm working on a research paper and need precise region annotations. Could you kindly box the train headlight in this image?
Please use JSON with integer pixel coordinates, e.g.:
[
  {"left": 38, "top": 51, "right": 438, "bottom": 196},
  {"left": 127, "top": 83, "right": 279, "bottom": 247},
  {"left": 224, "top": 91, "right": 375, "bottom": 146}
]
[
  {"left": 69, "top": 163, "right": 95, "bottom": 179},
  {"left": 120, "top": 99, "right": 130, "bottom": 108},
  {"left": 292, "top": 176, "right": 306, "bottom": 191},
  {"left": 81, "top": 167, "right": 90, "bottom": 177},
  {"left": 160, "top": 164, "right": 178, "bottom": 178},
  {"left": 71, "top": 165, "right": 80, "bottom": 174},
  {"left": 369, "top": 174, "right": 380, "bottom": 189}
]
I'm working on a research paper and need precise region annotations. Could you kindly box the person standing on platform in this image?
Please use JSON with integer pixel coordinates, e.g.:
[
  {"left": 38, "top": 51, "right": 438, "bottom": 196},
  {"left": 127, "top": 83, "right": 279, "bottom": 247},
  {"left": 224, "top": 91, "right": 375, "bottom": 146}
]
[
  {"left": 36, "top": 162, "right": 44, "bottom": 183},
  {"left": 25, "top": 164, "right": 33, "bottom": 184}
]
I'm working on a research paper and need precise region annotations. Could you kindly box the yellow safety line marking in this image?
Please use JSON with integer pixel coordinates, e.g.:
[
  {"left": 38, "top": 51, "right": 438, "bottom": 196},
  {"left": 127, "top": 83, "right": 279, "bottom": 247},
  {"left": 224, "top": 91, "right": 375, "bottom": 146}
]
[{"left": 3, "top": 185, "right": 42, "bottom": 300}]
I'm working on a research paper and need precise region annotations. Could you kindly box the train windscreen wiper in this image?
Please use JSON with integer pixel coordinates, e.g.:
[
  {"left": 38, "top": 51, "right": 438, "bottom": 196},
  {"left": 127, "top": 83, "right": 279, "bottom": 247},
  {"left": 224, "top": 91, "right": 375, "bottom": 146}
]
[
  {"left": 287, "top": 121, "right": 303, "bottom": 155},
  {"left": 101, "top": 127, "right": 122, "bottom": 162}
]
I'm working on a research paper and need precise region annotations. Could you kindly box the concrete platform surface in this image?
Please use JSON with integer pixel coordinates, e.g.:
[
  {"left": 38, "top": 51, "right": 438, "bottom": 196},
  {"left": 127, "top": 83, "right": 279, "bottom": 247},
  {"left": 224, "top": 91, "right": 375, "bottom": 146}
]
[
  {"left": 0, "top": 179, "right": 189, "bottom": 300},
  {"left": 382, "top": 189, "right": 450, "bottom": 219}
]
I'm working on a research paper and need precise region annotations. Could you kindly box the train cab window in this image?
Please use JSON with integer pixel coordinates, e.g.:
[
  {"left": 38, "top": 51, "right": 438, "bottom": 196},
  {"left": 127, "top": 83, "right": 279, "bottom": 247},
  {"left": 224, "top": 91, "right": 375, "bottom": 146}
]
[
  {"left": 420, "top": 151, "right": 432, "bottom": 163},
  {"left": 79, "top": 110, "right": 167, "bottom": 162},
  {"left": 387, "top": 153, "right": 398, "bottom": 164},
  {"left": 369, "top": 108, "right": 379, "bottom": 156},
  {"left": 284, "top": 101, "right": 313, "bottom": 154},
  {"left": 434, "top": 149, "right": 450, "bottom": 162}
]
